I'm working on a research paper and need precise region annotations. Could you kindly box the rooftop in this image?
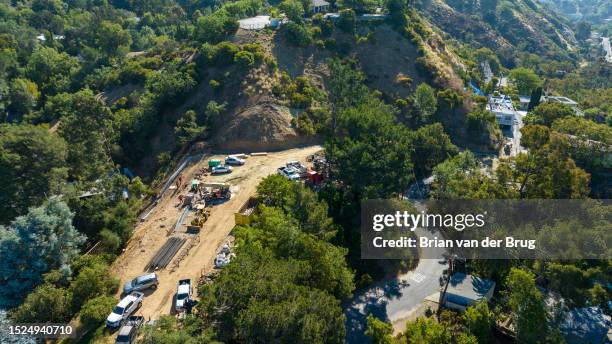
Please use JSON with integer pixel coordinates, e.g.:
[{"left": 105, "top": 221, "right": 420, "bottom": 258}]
[
  {"left": 312, "top": 0, "right": 329, "bottom": 7},
  {"left": 238, "top": 16, "right": 271, "bottom": 30},
  {"left": 447, "top": 273, "right": 495, "bottom": 301}
]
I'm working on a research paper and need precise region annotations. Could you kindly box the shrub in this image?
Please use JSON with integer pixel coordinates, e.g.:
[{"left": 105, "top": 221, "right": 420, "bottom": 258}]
[
  {"left": 99, "top": 229, "right": 121, "bottom": 253},
  {"left": 209, "top": 79, "right": 220, "bottom": 90},
  {"left": 11, "top": 283, "right": 72, "bottom": 323},
  {"left": 69, "top": 262, "right": 118, "bottom": 311},
  {"left": 284, "top": 22, "right": 311, "bottom": 47},
  {"left": 234, "top": 50, "right": 255, "bottom": 68},
  {"left": 213, "top": 41, "right": 239, "bottom": 65},
  {"left": 80, "top": 295, "right": 117, "bottom": 328},
  {"left": 338, "top": 10, "right": 356, "bottom": 33}
]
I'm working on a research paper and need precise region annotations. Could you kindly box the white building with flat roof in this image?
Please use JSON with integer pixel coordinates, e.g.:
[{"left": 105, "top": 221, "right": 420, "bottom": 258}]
[{"left": 486, "top": 94, "right": 517, "bottom": 127}]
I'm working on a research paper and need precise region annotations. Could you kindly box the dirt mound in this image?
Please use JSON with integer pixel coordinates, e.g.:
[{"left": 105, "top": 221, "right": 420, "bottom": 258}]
[{"left": 212, "top": 101, "right": 316, "bottom": 151}]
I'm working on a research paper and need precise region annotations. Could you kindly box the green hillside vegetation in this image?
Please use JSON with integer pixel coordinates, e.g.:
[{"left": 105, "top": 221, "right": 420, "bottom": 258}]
[{"left": 0, "top": 0, "right": 610, "bottom": 342}]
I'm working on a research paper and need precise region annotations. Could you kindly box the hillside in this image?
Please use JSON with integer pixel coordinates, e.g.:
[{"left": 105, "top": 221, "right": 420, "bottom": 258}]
[
  {"left": 538, "top": 0, "right": 611, "bottom": 25},
  {"left": 417, "top": 0, "right": 579, "bottom": 64}
]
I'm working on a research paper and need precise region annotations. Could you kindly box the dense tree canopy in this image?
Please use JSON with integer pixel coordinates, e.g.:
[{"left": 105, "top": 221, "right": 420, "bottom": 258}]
[
  {"left": 0, "top": 198, "right": 84, "bottom": 307},
  {"left": 0, "top": 124, "right": 68, "bottom": 222}
]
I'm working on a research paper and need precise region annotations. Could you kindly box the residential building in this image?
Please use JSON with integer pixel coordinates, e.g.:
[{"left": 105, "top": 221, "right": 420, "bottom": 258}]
[
  {"left": 441, "top": 273, "right": 496, "bottom": 312},
  {"left": 311, "top": 0, "right": 329, "bottom": 13},
  {"left": 486, "top": 94, "right": 517, "bottom": 128}
]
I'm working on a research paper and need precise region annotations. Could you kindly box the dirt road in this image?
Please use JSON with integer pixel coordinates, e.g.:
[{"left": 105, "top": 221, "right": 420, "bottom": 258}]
[{"left": 111, "top": 145, "right": 322, "bottom": 320}]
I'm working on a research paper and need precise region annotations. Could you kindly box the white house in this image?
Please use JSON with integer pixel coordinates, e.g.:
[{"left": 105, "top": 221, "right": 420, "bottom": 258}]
[
  {"left": 486, "top": 94, "right": 517, "bottom": 128},
  {"left": 311, "top": 0, "right": 330, "bottom": 13}
]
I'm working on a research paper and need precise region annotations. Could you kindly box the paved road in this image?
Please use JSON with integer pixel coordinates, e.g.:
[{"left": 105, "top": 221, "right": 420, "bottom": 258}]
[{"left": 344, "top": 202, "right": 448, "bottom": 343}]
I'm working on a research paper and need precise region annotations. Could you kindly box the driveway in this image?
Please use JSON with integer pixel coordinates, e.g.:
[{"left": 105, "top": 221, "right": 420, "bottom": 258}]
[{"left": 344, "top": 202, "right": 448, "bottom": 343}]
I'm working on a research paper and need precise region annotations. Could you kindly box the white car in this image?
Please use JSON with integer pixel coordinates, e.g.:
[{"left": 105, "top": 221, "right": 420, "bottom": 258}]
[
  {"left": 225, "top": 156, "right": 245, "bottom": 165},
  {"left": 175, "top": 279, "right": 192, "bottom": 312},
  {"left": 106, "top": 292, "right": 144, "bottom": 328},
  {"left": 278, "top": 166, "right": 301, "bottom": 181},
  {"left": 211, "top": 165, "right": 233, "bottom": 175}
]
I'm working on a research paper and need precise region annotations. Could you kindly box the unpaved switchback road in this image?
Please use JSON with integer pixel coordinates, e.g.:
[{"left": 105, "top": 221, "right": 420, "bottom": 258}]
[{"left": 111, "top": 145, "right": 322, "bottom": 320}]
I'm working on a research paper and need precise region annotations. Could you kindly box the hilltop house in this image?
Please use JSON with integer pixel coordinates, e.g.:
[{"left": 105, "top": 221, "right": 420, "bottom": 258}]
[
  {"left": 441, "top": 273, "right": 496, "bottom": 312},
  {"left": 486, "top": 94, "right": 517, "bottom": 128},
  {"left": 311, "top": 0, "right": 330, "bottom": 13}
]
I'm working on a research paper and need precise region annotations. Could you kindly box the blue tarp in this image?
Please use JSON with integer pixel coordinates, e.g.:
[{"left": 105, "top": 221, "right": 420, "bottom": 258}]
[{"left": 468, "top": 82, "right": 485, "bottom": 96}]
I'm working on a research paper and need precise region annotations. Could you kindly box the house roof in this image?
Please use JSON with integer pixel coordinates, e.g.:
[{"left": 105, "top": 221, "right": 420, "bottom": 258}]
[
  {"left": 446, "top": 273, "right": 495, "bottom": 301},
  {"left": 312, "top": 0, "right": 329, "bottom": 7}
]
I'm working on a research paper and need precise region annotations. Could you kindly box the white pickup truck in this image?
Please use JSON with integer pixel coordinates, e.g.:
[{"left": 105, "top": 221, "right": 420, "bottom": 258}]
[{"left": 175, "top": 279, "right": 192, "bottom": 312}]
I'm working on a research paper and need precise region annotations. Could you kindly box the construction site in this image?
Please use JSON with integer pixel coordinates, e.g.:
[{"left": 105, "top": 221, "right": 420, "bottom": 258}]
[{"left": 110, "top": 145, "right": 323, "bottom": 320}]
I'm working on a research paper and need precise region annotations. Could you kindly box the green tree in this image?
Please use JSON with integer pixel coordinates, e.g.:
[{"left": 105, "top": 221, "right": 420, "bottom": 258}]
[
  {"left": 204, "top": 100, "right": 227, "bottom": 124},
  {"left": 11, "top": 283, "right": 72, "bottom": 322},
  {"left": 508, "top": 67, "right": 542, "bottom": 95},
  {"left": 329, "top": 98, "right": 414, "bottom": 199},
  {"left": 456, "top": 333, "right": 479, "bottom": 344},
  {"left": 56, "top": 89, "right": 115, "bottom": 181},
  {"left": 284, "top": 22, "right": 311, "bottom": 47},
  {"left": 279, "top": 0, "right": 305, "bottom": 23},
  {"left": 339, "top": 0, "right": 376, "bottom": 13},
  {"left": 200, "top": 250, "right": 346, "bottom": 343},
  {"left": 175, "top": 110, "right": 202, "bottom": 145},
  {"left": 401, "top": 317, "right": 451, "bottom": 344},
  {"left": 524, "top": 102, "right": 575, "bottom": 126},
  {"left": 195, "top": 15, "right": 238, "bottom": 43},
  {"left": 527, "top": 86, "right": 542, "bottom": 111},
  {"left": 413, "top": 83, "right": 437, "bottom": 123},
  {"left": 96, "top": 21, "right": 132, "bottom": 57},
  {"left": 463, "top": 302, "right": 493, "bottom": 342},
  {"left": 365, "top": 315, "right": 393, "bottom": 344},
  {"left": 410, "top": 123, "right": 458, "bottom": 176},
  {"left": 0, "top": 124, "right": 68, "bottom": 222},
  {"left": 575, "top": 21, "right": 591, "bottom": 41},
  {"left": 68, "top": 260, "right": 118, "bottom": 311},
  {"left": 26, "top": 47, "right": 79, "bottom": 96},
  {"left": 7, "top": 78, "right": 40, "bottom": 119},
  {"left": 233, "top": 50, "right": 255, "bottom": 68},
  {"left": 256, "top": 174, "right": 294, "bottom": 207},
  {"left": 501, "top": 125, "right": 591, "bottom": 199},
  {"left": 80, "top": 295, "right": 117, "bottom": 328},
  {"left": 0, "top": 198, "right": 84, "bottom": 307},
  {"left": 337, "top": 9, "right": 357, "bottom": 33},
  {"left": 386, "top": 0, "right": 408, "bottom": 27},
  {"left": 431, "top": 151, "right": 511, "bottom": 199},
  {"left": 506, "top": 268, "right": 549, "bottom": 343}
]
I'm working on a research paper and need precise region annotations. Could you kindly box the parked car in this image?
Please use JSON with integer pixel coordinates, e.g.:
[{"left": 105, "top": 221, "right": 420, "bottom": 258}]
[
  {"left": 278, "top": 166, "right": 300, "bottom": 181},
  {"left": 211, "top": 165, "right": 233, "bottom": 175},
  {"left": 225, "top": 156, "right": 245, "bottom": 166},
  {"left": 123, "top": 273, "right": 158, "bottom": 294},
  {"left": 115, "top": 316, "right": 144, "bottom": 344},
  {"left": 286, "top": 161, "right": 308, "bottom": 177},
  {"left": 175, "top": 279, "right": 192, "bottom": 312},
  {"left": 106, "top": 292, "right": 144, "bottom": 328}
]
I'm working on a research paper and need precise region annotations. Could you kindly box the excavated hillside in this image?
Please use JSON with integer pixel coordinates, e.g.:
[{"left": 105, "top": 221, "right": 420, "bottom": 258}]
[{"left": 134, "top": 18, "right": 483, "bottom": 175}]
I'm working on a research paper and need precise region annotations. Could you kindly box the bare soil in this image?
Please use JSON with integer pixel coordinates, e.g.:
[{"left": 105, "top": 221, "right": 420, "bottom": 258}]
[{"left": 111, "top": 145, "right": 323, "bottom": 321}]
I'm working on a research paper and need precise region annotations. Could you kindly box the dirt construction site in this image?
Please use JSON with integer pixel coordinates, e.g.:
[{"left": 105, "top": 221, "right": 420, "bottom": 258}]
[{"left": 111, "top": 145, "right": 322, "bottom": 320}]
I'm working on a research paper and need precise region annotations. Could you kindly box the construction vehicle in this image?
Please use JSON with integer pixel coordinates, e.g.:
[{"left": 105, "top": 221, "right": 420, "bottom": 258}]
[
  {"left": 190, "top": 206, "right": 211, "bottom": 228},
  {"left": 202, "top": 182, "right": 231, "bottom": 202},
  {"left": 235, "top": 197, "right": 258, "bottom": 226}
]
